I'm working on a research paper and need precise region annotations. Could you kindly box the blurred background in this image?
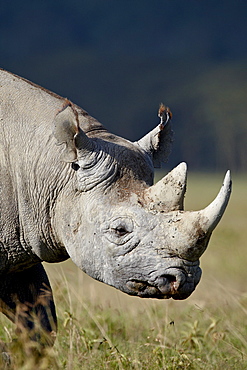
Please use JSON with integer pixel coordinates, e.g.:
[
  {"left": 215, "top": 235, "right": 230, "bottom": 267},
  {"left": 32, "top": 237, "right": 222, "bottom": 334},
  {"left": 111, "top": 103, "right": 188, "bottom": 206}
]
[
  {"left": 1, "top": 0, "right": 247, "bottom": 172},
  {"left": 1, "top": 3, "right": 247, "bottom": 365}
]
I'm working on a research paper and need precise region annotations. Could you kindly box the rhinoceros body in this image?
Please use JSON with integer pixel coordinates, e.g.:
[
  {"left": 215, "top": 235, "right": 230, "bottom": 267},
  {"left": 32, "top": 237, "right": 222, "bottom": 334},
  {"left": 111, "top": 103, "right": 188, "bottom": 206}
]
[{"left": 0, "top": 68, "right": 231, "bottom": 344}]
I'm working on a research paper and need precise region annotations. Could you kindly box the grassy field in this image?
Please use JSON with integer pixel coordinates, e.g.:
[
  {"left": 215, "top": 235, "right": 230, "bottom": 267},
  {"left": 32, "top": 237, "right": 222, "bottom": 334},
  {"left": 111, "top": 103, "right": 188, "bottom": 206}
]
[{"left": 0, "top": 172, "right": 246, "bottom": 369}]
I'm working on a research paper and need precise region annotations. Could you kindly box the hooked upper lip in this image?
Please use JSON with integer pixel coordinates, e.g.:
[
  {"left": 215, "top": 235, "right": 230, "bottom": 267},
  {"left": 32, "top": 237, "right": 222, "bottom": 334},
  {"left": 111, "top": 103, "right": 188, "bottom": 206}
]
[
  {"left": 126, "top": 265, "right": 201, "bottom": 300},
  {"left": 126, "top": 280, "right": 172, "bottom": 298}
]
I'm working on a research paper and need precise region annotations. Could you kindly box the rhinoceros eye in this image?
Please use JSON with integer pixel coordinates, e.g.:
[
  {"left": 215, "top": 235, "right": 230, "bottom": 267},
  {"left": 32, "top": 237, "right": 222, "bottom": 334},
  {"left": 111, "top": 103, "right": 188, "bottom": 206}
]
[
  {"left": 101, "top": 216, "right": 134, "bottom": 246},
  {"left": 109, "top": 217, "right": 134, "bottom": 241},
  {"left": 103, "top": 217, "right": 137, "bottom": 249},
  {"left": 114, "top": 226, "right": 128, "bottom": 237}
]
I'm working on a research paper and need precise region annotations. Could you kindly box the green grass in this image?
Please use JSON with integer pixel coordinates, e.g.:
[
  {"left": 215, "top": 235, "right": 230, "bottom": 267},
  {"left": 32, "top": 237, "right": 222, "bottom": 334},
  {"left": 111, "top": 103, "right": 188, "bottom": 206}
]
[{"left": 0, "top": 172, "right": 246, "bottom": 369}]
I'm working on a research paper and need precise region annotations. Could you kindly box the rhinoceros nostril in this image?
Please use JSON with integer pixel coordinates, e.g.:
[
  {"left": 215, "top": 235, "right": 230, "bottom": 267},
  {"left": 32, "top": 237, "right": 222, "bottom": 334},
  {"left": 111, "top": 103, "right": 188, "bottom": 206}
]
[
  {"left": 157, "top": 274, "right": 180, "bottom": 295},
  {"left": 162, "top": 274, "right": 177, "bottom": 283}
]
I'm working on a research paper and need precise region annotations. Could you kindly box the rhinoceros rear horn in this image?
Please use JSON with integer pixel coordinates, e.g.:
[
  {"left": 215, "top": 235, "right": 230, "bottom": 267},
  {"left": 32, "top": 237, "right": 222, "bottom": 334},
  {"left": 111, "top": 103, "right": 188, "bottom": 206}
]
[
  {"left": 145, "top": 162, "right": 187, "bottom": 211},
  {"left": 53, "top": 99, "right": 95, "bottom": 162}
]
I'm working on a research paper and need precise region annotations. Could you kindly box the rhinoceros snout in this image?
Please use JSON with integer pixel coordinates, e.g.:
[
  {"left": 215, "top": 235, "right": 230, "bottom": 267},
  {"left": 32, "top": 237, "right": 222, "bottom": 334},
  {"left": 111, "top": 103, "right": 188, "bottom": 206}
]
[
  {"left": 125, "top": 266, "right": 201, "bottom": 300},
  {"left": 156, "top": 273, "right": 183, "bottom": 295},
  {"left": 155, "top": 268, "right": 188, "bottom": 297},
  {"left": 157, "top": 266, "right": 202, "bottom": 300}
]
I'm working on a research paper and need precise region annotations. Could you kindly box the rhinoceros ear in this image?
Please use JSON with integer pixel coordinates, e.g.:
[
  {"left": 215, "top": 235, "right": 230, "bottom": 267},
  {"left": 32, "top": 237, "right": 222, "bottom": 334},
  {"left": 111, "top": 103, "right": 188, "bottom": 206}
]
[
  {"left": 53, "top": 100, "right": 118, "bottom": 191},
  {"left": 53, "top": 99, "right": 95, "bottom": 162},
  {"left": 135, "top": 104, "right": 173, "bottom": 167}
]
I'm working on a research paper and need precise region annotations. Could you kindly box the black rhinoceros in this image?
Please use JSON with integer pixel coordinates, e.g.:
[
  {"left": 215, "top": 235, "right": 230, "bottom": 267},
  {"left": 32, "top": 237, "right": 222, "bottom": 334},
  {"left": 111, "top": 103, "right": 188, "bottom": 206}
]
[{"left": 0, "top": 68, "right": 231, "bottom": 345}]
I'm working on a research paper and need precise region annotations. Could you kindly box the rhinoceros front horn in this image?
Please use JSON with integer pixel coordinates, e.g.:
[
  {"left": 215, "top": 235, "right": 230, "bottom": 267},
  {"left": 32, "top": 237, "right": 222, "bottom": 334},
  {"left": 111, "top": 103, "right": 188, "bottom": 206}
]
[
  {"left": 145, "top": 166, "right": 231, "bottom": 259},
  {"left": 197, "top": 170, "right": 231, "bottom": 233},
  {"left": 181, "top": 170, "right": 231, "bottom": 259}
]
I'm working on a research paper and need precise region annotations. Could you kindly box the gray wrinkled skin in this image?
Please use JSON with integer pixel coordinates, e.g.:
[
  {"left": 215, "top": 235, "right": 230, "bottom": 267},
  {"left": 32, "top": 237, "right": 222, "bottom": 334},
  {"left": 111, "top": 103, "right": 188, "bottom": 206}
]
[
  {"left": 57, "top": 196, "right": 203, "bottom": 300},
  {"left": 0, "top": 68, "right": 231, "bottom": 344}
]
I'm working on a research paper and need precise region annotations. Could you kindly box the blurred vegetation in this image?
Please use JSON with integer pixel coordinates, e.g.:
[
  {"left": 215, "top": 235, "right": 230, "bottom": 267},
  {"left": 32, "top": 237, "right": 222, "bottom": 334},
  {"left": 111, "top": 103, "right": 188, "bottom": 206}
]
[
  {"left": 0, "top": 173, "right": 246, "bottom": 369},
  {"left": 0, "top": 3, "right": 246, "bottom": 367},
  {"left": 1, "top": 0, "right": 247, "bottom": 171}
]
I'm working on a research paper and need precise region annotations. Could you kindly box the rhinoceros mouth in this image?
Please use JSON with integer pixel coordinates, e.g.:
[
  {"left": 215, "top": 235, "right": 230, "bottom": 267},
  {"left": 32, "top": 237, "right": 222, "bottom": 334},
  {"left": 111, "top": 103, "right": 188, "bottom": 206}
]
[
  {"left": 126, "top": 280, "right": 171, "bottom": 299},
  {"left": 125, "top": 279, "right": 194, "bottom": 300},
  {"left": 125, "top": 267, "right": 200, "bottom": 300}
]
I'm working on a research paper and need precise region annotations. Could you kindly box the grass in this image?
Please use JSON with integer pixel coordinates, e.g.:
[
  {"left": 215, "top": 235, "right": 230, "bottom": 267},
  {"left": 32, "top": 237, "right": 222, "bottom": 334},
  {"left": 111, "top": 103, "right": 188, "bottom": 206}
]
[{"left": 0, "top": 172, "right": 246, "bottom": 369}]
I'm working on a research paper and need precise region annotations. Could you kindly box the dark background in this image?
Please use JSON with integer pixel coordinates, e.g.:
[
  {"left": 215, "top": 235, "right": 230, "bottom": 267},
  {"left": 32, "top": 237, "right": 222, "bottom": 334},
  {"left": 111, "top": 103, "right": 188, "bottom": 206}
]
[{"left": 1, "top": 0, "right": 247, "bottom": 171}]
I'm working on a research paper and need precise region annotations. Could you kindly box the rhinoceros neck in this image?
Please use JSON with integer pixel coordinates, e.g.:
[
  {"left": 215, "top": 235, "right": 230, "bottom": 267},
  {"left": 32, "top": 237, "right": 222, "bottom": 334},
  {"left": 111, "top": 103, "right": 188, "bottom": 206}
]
[
  {"left": 0, "top": 69, "right": 105, "bottom": 268},
  {"left": 0, "top": 129, "right": 72, "bottom": 267}
]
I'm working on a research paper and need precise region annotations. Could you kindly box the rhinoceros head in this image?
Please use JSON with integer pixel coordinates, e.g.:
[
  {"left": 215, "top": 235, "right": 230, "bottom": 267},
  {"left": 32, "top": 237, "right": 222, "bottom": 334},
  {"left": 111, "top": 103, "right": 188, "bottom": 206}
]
[{"left": 53, "top": 101, "right": 231, "bottom": 300}]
